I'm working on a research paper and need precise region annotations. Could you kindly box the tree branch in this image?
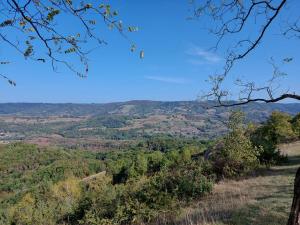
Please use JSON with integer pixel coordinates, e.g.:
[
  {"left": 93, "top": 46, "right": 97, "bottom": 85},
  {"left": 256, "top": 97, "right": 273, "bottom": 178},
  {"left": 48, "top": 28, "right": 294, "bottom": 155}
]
[{"left": 213, "top": 93, "right": 300, "bottom": 107}]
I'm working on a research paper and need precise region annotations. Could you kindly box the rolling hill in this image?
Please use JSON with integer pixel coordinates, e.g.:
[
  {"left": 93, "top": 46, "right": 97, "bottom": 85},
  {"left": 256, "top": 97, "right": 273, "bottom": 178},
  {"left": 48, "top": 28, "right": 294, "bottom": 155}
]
[{"left": 0, "top": 101, "right": 299, "bottom": 149}]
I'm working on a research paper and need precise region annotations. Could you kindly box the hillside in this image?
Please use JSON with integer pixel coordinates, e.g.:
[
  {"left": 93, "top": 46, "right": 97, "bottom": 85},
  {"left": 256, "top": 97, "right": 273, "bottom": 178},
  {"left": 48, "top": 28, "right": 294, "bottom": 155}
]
[
  {"left": 1, "top": 110, "right": 299, "bottom": 225},
  {"left": 168, "top": 142, "right": 300, "bottom": 225},
  {"left": 1, "top": 114, "right": 299, "bottom": 225},
  {"left": 0, "top": 141, "right": 210, "bottom": 224},
  {"left": 1, "top": 101, "right": 300, "bottom": 117},
  {"left": 0, "top": 101, "right": 300, "bottom": 149}
]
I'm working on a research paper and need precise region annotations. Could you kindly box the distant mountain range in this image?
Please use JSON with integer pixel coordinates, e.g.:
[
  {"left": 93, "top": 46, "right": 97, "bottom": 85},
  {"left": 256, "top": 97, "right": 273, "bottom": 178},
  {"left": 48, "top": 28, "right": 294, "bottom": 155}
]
[
  {"left": 0, "top": 100, "right": 300, "bottom": 117},
  {"left": 0, "top": 101, "right": 299, "bottom": 148}
]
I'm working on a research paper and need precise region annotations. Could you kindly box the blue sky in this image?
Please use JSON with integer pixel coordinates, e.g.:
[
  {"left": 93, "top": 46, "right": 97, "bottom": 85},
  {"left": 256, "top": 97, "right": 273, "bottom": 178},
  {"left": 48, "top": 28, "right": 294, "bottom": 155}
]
[{"left": 0, "top": 0, "right": 299, "bottom": 103}]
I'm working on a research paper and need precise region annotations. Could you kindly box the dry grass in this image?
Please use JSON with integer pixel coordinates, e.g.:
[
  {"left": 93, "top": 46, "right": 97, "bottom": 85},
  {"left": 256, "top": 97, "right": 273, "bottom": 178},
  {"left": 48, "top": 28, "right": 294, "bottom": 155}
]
[
  {"left": 82, "top": 171, "right": 106, "bottom": 182},
  {"left": 157, "top": 142, "right": 300, "bottom": 225}
]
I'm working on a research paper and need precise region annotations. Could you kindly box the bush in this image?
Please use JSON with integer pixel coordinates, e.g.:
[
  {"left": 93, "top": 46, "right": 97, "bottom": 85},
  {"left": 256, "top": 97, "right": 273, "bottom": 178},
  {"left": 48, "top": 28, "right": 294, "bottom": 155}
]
[
  {"left": 250, "top": 111, "right": 293, "bottom": 165},
  {"left": 80, "top": 159, "right": 213, "bottom": 225},
  {"left": 0, "top": 140, "right": 213, "bottom": 225},
  {"left": 212, "top": 111, "right": 259, "bottom": 178},
  {"left": 251, "top": 125, "right": 287, "bottom": 165},
  {"left": 8, "top": 177, "right": 82, "bottom": 225},
  {"left": 79, "top": 176, "right": 119, "bottom": 225},
  {"left": 264, "top": 111, "right": 296, "bottom": 143},
  {"left": 292, "top": 113, "right": 300, "bottom": 138}
]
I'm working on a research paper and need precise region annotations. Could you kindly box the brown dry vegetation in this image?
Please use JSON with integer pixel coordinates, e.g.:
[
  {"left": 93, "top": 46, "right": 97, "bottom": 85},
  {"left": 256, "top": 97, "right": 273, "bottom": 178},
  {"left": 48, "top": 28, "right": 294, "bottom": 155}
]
[
  {"left": 0, "top": 116, "right": 86, "bottom": 124},
  {"left": 154, "top": 142, "right": 300, "bottom": 225}
]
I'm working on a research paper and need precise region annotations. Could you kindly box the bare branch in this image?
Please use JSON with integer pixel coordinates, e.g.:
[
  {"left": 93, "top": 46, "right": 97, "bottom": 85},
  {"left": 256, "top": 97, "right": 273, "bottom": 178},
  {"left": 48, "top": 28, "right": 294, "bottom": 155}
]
[
  {"left": 191, "top": 0, "right": 299, "bottom": 106},
  {"left": 213, "top": 93, "right": 300, "bottom": 108}
]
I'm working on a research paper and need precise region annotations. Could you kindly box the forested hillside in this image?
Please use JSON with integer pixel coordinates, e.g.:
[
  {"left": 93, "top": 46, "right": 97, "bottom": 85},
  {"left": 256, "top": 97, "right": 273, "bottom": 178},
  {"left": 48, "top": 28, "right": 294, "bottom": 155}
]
[
  {"left": 1, "top": 111, "right": 300, "bottom": 225},
  {"left": 0, "top": 101, "right": 300, "bottom": 149}
]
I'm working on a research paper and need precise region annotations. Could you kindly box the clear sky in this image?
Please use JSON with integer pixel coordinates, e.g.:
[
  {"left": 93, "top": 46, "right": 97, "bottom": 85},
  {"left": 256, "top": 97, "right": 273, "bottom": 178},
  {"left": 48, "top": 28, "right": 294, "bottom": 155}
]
[{"left": 0, "top": 0, "right": 299, "bottom": 103}]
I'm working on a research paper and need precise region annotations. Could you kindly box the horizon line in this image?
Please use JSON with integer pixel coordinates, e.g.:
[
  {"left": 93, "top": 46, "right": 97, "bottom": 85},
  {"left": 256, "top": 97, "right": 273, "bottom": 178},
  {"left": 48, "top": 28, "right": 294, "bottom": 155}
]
[{"left": 0, "top": 100, "right": 299, "bottom": 105}]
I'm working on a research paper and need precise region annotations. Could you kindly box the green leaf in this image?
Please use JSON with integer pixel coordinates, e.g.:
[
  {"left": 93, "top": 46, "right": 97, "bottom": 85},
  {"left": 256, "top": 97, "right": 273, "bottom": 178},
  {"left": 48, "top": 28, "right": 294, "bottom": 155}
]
[
  {"left": 130, "top": 44, "right": 136, "bottom": 52},
  {"left": 140, "top": 50, "right": 144, "bottom": 59},
  {"left": 88, "top": 20, "right": 96, "bottom": 25},
  {"left": 24, "top": 45, "right": 33, "bottom": 57},
  {"left": 8, "top": 80, "right": 16, "bottom": 86},
  {"left": 46, "top": 9, "right": 60, "bottom": 21},
  {"left": 283, "top": 57, "right": 293, "bottom": 63},
  {"left": 85, "top": 3, "right": 92, "bottom": 9},
  {"left": 128, "top": 26, "right": 138, "bottom": 32},
  {"left": 0, "top": 19, "right": 13, "bottom": 27},
  {"left": 64, "top": 47, "right": 76, "bottom": 54}
]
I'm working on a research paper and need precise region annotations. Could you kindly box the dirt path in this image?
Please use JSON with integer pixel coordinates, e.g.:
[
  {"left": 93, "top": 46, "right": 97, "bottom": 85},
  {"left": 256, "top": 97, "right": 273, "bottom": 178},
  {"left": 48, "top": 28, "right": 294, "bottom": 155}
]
[
  {"left": 81, "top": 171, "right": 106, "bottom": 182},
  {"left": 174, "top": 142, "right": 300, "bottom": 225}
]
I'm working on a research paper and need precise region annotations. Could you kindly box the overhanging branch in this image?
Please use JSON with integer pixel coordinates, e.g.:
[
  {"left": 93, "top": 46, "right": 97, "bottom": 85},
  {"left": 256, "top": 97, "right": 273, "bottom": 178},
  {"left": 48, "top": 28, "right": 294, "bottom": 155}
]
[{"left": 213, "top": 93, "right": 300, "bottom": 107}]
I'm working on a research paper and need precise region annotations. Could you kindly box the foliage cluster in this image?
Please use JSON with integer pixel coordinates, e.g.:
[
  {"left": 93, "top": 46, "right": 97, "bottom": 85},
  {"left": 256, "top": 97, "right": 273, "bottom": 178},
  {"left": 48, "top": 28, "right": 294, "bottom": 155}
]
[
  {"left": 251, "top": 111, "right": 300, "bottom": 165},
  {"left": 1, "top": 111, "right": 298, "bottom": 224},
  {"left": 211, "top": 111, "right": 259, "bottom": 178},
  {"left": 211, "top": 111, "right": 300, "bottom": 178},
  {"left": 0, "top": 140, "right": 213, "bottom": 225}
]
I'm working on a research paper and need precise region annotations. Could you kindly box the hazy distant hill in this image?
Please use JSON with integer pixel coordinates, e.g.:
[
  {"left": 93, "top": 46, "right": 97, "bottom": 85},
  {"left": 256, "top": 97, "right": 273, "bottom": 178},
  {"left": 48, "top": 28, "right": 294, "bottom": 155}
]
[
  {"left": 0, "top": 101, "right": 299, "bottom": 148},
  {"left": 0, "top": 100, "right": 300, "bottom": 117}
]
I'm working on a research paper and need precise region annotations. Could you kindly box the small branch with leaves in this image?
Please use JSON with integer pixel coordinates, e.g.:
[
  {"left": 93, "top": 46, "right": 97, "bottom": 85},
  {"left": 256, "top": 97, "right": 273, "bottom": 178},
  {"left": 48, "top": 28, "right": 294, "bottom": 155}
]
[{"left": 0, "top": 0, "right": 144, "bottom": 85}]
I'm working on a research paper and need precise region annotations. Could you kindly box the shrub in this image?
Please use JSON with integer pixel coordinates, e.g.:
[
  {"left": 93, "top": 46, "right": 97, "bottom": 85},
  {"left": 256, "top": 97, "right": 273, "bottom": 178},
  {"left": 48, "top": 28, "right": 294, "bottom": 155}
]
[
  {"left": 2, "top": 141, "right": 214, "bottom": 225},
  {"left": 292, "top": 113, "right": 300, "bottom": 138},
  {"left": 79, "top": 176, "right": 119, "bottom": 225},
  {"left": 80, "top": 159, "right": 213, "bottom": 225},
  {"left": 250, "top": 111, "right": 293, "bottom": 165},
  {"left": 265, "top": 111, "right": 296, "bottom": 143},
  {"left": 8, "top": 177, "right": 82, "bottom": 225},
  {"left": 212, "top": 111, "right": 259, "bottom": 178},
  {"left": 250, "top": 125, "right": 287, "bottom": 165}
]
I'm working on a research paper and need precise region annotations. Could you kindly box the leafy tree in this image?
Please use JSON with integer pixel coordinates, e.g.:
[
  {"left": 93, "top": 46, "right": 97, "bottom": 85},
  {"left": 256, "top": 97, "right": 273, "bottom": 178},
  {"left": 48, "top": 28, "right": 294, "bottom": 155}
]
[
  {"left": 213, "top": 111, "right": 259, "bottom": 177},
  {"left": 251, "top": 111, "right": 295, "bottom": 147},
  {"left": 250, "top": 111, "right": 295, "bottom": 165},
  {"left": 267, "top": 111, "right": 296, "bottom": 142},
  {"left": 147, "top": 151, "right": 164, "bottom": 173},
  {"left": 250, "top": 125, "right": 282, "bottom": 165},
  {"left": 133, "top": 153, "right": 148, "bottom": 176}
]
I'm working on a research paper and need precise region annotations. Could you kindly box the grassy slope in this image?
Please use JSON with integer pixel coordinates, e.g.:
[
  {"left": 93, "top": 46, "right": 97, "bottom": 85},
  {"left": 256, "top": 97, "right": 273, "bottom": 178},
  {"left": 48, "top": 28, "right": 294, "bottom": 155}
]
[{"left": 171, "top": 142, "right": 300, "bottom": 225}]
